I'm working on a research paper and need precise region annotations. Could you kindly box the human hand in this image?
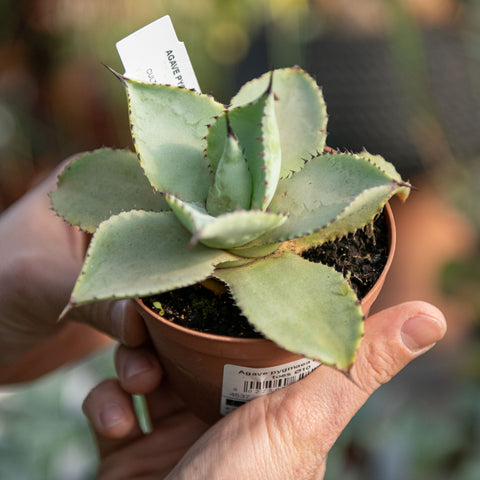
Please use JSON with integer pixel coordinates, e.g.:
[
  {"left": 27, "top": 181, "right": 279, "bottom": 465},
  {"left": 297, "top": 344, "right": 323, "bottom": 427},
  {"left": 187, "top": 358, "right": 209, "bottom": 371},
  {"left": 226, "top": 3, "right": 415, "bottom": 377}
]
[
  {"left": 0, "top": 162, "right": 148, "bottom": 383},
  {"left": 83, "top": 301, "right": 446, "bottom": 479}
]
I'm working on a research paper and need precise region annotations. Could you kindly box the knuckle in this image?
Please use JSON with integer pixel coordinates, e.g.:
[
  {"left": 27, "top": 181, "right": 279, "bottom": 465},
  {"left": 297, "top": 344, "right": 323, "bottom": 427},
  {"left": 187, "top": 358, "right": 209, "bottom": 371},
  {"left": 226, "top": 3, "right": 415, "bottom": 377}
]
[
  {"left": 264, "top": 388, "right": 328, "bottom": 468},
  {"left": 1, "top": 253, "right": 38, "bottom": 291},
  {"left": 0, "top": 252, "right": 49, "bottom": 310},
  {"left": 355, "top": 342, "right": 400, "bottom": 394},
  {"left": 83, "top": 378, "right": 118, "bottom": 412}
]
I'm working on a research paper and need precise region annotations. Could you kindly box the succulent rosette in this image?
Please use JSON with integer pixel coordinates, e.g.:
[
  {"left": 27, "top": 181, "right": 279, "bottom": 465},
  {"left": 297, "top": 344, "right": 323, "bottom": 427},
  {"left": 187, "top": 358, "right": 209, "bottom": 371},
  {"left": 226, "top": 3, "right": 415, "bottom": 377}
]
[{"left": 51, "top": 67, "right": 410, "bottom": 370}]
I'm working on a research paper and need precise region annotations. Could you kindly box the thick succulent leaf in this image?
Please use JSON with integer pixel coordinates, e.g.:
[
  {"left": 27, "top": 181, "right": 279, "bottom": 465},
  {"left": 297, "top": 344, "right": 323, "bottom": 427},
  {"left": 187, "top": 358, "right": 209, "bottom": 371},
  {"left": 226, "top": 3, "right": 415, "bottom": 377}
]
[
  {"left": 215, "top": 250, "right": 364, "bottom": 370},
  {"left": 165, "top": 194, "right": 287, "bottom": 249},
  {"left": 50, "top": 148, "right": 168, "bottom": 233},
  {"left": 206, "top": 81, "right": 281, "bottom": 210},
  {"left": 228, "top": 242, "right": 281, "bottom": 259},
  {"left": 197, "top": 211, "right": 287, "bottom": 249},
  {"left": 165, "top": 194, "right": 212, "bottom": 236},
  {"left": 231, "top": 67, "right": 328, "bottom": 178},
  {"left": 206, "top": 123, "right": 252, "bottom": 215},
  {"left": 215, "top": 258, "right": 255, "bottom": 269},
  {"left": 123, "top": 76, "right": 225, "bottom": 202},
  {"left": 247, "top": 152, "right": 411, "bottom": 246},
  {"left": 70, "top": 211, "right": 234, "bottom": 306},
  {"left": 294, "top": 186, "right": 397, "bottom": 250},
  {"left": 355, "top": 150, "right": 410, "bottom": 201}
]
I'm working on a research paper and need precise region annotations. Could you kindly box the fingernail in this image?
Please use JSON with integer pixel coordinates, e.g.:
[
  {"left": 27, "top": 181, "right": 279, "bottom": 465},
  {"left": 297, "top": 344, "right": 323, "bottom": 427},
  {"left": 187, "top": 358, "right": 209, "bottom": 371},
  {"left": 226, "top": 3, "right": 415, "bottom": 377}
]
[
  {"left": 100, "top": 403, "right": 125, "bottom": 429},
  {"left": 401, "top": 315, "right": 444, "bottom": 352},
  {"left": 124, "top": 353, "right": 154, "bottom": 379}
]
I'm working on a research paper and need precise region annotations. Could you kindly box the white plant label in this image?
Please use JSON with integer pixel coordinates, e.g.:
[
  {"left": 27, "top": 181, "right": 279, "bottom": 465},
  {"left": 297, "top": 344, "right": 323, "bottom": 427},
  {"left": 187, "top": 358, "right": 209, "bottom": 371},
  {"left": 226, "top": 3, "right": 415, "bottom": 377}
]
[
  {"left": 220, "top": 358, "right": 321, "bottom": 416},
  {"left": 116, "top": 15, "right": 201, "bottom": 92}
]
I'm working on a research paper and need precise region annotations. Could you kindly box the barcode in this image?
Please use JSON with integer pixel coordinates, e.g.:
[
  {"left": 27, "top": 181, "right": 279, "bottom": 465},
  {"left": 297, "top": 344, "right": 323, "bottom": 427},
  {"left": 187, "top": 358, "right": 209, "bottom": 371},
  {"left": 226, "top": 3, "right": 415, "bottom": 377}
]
[
  {"left": 221, "top": 360, "right": 321, "bottom": 416},
  {"left": 226, "top": 398, "right": 246, "bottom": 407},
  {"left": 243, "top": 373, "right": 307, "bottom": 393}
]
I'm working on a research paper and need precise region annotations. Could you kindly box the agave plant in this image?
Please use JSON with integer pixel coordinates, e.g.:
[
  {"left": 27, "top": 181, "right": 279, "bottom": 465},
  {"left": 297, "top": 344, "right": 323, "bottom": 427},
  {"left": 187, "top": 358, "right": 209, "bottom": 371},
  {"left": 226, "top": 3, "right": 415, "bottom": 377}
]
[{"left": 51, "top": 66, "right": 410, "bottom": 371}]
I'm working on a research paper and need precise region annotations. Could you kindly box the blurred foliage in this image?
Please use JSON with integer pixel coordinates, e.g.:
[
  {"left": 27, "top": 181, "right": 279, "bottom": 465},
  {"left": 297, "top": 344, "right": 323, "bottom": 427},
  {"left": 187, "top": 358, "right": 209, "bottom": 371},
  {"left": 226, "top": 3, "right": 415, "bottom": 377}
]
[
  {"left": 326, "top": 368, "right": 480, "bottom": 480},
  {"left": 1, "top": 0, "right": 480, "bottom": 478},
  {"left": 0, "top": 346, "right": 115, "bottom": 480}
]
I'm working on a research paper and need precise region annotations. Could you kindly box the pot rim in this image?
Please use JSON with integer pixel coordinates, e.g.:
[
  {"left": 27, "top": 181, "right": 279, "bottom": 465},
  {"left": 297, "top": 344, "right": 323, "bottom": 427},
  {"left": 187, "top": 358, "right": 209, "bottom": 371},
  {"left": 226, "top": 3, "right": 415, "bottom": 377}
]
[
  {"left": 360, "top": 201, "right": 396, "bottom": 311},
  {"left": 135, "top": 201, "right": 396, "bottom": 345}
]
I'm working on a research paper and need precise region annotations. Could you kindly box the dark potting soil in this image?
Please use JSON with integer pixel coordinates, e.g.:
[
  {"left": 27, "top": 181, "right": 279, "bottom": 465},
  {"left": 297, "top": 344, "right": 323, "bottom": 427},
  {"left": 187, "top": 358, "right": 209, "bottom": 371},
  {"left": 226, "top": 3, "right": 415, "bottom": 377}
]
[{"left": 142, "top": 210, "right": 389, "bottom": 339}]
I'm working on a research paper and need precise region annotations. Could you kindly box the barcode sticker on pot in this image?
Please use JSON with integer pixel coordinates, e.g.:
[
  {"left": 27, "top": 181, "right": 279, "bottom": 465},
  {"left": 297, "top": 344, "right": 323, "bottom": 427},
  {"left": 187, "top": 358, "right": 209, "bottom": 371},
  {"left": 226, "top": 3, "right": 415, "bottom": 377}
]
[
  {"left": 116, "top": 15, "right": 201, "bottom": 92},
  {"left": 220, "top": 358, "right": 321, "bottom": 416}
]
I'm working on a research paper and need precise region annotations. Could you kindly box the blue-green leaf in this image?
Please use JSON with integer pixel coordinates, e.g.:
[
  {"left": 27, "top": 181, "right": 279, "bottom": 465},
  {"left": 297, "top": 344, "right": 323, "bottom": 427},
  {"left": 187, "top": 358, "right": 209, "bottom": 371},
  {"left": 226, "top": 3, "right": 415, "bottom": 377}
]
[
  {"left": 206, "top": 118, "right": 252, "bottom": 215},
  {"left": 231, "top": 67, "right": 328, "bottom": 178},
  {"left": 216, "top": 250, "right": 364, "bottom": 370},
  {"left": 166, "top": 194, "right": 287, "bottom": 249},
  {"left": 50, "top": 148, "right": 168, "bottom": 233},
  {"left": 70, "top": 211, "right": 234, "bottom": 306},
  {"left": 123, "top": 77, "right": 225, "bottom": 202},
  {"left": 206, "top": 77, "right": 281, "bottom": 210},
  {"left": 248, "top": 152, "right": 411, "bottom": 246}
]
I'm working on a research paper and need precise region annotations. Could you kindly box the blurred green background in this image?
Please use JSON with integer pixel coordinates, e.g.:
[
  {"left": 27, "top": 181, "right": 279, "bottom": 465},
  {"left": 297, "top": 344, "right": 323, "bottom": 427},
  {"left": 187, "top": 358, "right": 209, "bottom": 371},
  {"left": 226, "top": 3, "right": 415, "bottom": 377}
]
[{"left": 1, "top": 0, "right": 480, "bottom": 478}]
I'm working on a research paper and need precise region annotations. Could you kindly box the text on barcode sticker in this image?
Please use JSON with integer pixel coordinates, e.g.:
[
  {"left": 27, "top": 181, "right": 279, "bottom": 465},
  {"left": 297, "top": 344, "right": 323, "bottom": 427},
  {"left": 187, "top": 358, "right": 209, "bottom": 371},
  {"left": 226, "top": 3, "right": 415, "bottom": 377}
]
[{"left": 220, "top": 358, "right": 321, "bottom": 416}]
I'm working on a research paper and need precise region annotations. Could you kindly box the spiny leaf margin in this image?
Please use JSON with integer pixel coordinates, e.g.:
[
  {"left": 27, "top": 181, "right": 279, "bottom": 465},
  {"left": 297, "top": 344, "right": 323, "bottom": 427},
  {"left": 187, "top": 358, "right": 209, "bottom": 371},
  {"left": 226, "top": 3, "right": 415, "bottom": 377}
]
[
  {"left": 50, "top": 148, "right": 168, "bottom": 233},
  {"left": 230, "top": 66, "right": 328, "bottom": 179},
  {"left": 69, "top": 210, "right": 235, "bottom": 306},
  {"left": 242, "top": 151, "right": 411, "bottom": 247},
  {"left": 121, "top": 73, "right": 225, "bottom": 203},
  {"left": 215, "top": 249, "right": 364, "bottom": 370}
]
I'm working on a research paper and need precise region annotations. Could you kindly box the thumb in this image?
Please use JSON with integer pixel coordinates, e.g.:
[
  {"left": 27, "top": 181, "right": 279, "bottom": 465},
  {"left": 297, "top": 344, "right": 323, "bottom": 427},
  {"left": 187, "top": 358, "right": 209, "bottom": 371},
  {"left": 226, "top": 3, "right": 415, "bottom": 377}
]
[
  {"left": 63, "top": 299, "right": 148, "bottom": 347},
  {"left": 349, "top": 300, "right": 447, "bottom": 395},
  {"left": 261, "top": 301, "right": 447, "bottom": 478}
]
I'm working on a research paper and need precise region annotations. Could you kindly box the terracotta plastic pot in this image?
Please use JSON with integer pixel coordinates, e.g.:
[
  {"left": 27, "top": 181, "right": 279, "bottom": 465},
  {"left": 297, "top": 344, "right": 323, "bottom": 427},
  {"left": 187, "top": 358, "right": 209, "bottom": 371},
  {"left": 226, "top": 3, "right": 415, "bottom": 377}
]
[{"left": 135, "top": 203, "right": 396, "bottom": 423}]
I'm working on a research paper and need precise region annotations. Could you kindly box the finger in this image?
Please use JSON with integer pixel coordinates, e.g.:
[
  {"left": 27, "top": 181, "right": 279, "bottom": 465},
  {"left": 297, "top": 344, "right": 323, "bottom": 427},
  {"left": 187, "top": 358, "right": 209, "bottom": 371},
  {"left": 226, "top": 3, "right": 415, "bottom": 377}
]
[
  {"left": 350, "top": 300, "right": 447, "bottom": 394},
  {"left": 83, "top": 377, "right": 211, "bottom": 469},
  {"left": 115, "top": 344, "right": 163, "bottom": 394},
  {"left": 82, "top": 378, "right": 142, "bottom": 457},
  {"left": 261, "top": 301, "right": 447, "bottom": 474},
  {"left": 65, "top": 299, "right": 148, "bottom": 347}
]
